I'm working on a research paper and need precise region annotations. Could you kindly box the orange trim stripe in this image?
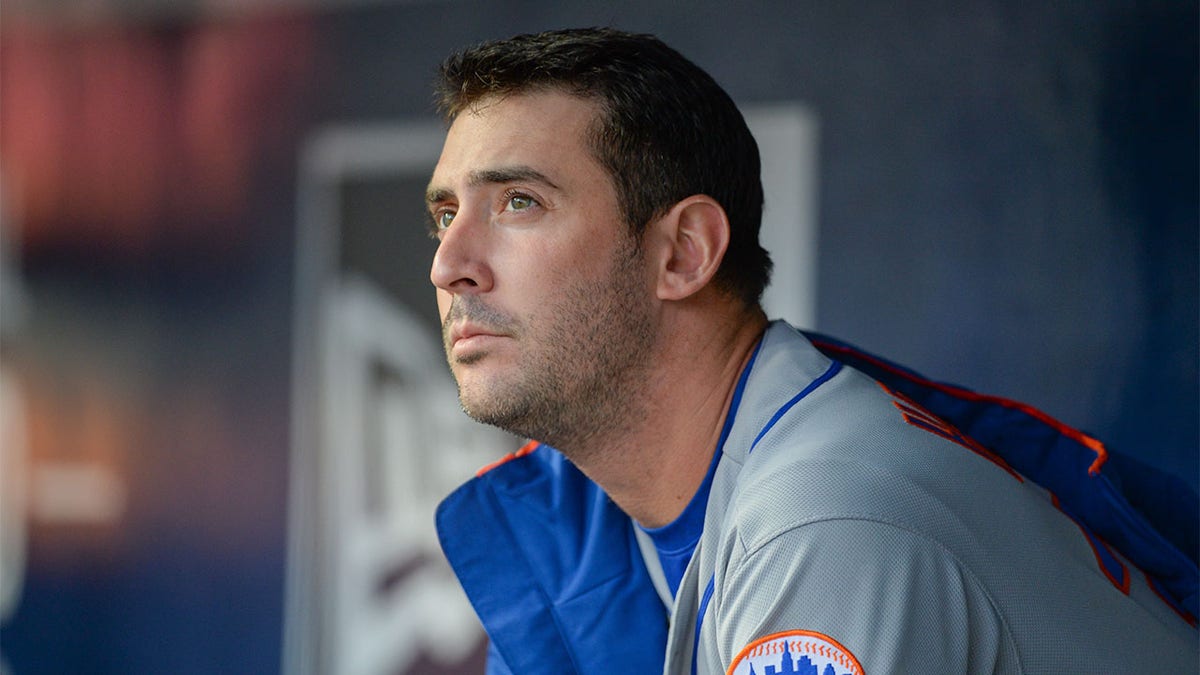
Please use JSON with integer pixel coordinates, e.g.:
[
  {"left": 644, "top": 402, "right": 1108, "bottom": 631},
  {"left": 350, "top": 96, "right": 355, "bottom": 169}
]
[
  {"left": 882, "top": 382, "right": 1024, "bottom": 482},
  {"left": 1142, "top": 571, "right": 1199, "bottom": 627},
  {"left": 816, "top": 339, "right": 1110, "bottom": 475},
  {"left": 475, "top": 440, "right": 540, "bottom": 477},
  {"left": 1051, "top": 493, "right": 1130, "bottom": 594}
]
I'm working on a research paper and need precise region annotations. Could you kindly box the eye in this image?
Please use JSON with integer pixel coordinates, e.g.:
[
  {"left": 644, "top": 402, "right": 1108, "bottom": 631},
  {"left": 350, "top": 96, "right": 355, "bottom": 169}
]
[
  {"left": 504, "top": 192, "right": 538, "bottom": 212},
  {"left": 426, "top": 208, "right": 454, "bottom": 239}
]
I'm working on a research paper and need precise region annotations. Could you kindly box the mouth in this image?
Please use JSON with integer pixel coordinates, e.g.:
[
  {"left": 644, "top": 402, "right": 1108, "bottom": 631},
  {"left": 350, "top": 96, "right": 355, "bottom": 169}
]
[{"left": 448, "top": 322, "right": 508, "bottom": 355}]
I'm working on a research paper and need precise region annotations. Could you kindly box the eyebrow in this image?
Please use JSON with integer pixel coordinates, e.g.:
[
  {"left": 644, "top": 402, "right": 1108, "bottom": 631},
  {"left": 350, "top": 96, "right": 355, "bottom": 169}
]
[{"left": 425, "top": 165, "right": 560, "bottom": 206}]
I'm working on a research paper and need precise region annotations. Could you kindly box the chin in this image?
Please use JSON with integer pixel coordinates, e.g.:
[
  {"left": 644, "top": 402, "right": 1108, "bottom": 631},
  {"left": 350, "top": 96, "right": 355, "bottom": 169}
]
[{"left": 455, "top": 379, "right": 504, "bottom": 416}]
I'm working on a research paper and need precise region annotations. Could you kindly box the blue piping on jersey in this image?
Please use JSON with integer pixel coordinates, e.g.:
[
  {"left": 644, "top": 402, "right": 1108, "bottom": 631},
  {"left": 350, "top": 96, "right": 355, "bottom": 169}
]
[
  {"left": 692, "top": 577, "right": 717, "bottom": 675},
  {"left": 749, "top": 360, "right": 843, "bottom": 454},
  {"left": 717, "top": 336, "right": 764, "bottom": 457},
  {"left": 680, "top": 332, "right": 764, "bottom": 672},
  {"left": 692, "top": 356, "right": 845, "bottom": 669}
]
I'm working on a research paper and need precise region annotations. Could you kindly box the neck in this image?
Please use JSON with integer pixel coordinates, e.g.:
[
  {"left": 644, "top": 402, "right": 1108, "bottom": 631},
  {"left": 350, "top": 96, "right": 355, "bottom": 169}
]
[{"left": 563, "top": 306, "right": 768, "bottom": 528}]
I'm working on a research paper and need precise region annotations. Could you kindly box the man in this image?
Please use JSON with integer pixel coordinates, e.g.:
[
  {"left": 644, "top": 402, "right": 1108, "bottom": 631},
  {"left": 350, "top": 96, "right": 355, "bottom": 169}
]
[{"left": 427, "top": 27, "right": 1197, "bottom": 674}]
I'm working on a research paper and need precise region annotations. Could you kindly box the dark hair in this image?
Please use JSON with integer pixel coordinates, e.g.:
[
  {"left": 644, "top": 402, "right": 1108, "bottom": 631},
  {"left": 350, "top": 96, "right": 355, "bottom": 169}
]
[{"left": 435, "top": 27, "right": 773, "bottom": 306}]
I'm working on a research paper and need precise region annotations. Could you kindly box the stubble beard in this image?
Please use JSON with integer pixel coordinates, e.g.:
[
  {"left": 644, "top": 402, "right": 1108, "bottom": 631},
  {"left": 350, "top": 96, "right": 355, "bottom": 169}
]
[{"left": 445, "top": 241, "right": 656, "bottom": 455}]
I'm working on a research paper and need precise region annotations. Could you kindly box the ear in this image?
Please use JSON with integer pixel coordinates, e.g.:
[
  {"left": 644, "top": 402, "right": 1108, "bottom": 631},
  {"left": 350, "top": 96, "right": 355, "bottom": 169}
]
[{"left": 649, "top": 195, "right": 731, "bottom": 301}]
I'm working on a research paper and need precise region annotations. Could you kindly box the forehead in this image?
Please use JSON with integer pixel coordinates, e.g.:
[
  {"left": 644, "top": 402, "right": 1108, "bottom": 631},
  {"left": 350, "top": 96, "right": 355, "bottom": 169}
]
[{"left": 431, "top": 90, "right": 603, "bottom": 187}]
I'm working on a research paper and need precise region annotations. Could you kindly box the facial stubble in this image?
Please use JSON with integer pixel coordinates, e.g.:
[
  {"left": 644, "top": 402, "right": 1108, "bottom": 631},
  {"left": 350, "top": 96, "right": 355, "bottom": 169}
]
[{"left": 444, "top": 240, "right": 655, "bottom": 454}]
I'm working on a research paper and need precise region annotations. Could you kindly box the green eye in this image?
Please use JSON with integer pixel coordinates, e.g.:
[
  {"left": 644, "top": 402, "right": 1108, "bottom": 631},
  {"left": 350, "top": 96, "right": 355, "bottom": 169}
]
[
  {"left": 507, "top": 194, "right": 534, "bottom": 211},
  {"left": 437, "top": 210, "right": 455, "bottom": 230}
]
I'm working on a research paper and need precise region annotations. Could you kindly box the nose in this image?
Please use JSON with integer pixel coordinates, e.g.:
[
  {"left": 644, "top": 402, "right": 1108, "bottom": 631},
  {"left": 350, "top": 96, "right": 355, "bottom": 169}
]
[{"left": 430, "top": 210, "right": 493, "bottom": 295}]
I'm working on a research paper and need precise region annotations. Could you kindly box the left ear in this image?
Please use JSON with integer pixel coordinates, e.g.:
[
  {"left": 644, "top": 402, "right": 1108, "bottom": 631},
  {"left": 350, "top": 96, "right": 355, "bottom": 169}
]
[{"left": 648, "top": 195, "right": 731, "bottom": 301}]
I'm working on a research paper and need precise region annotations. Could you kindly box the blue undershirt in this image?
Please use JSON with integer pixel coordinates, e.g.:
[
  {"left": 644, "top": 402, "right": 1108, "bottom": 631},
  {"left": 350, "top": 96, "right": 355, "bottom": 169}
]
[
  {"left": 638, "top": 446, "right": 723, "bottom": 598},
  {"left": 637, "top": 336, "right": 763, "bottom": 599}
]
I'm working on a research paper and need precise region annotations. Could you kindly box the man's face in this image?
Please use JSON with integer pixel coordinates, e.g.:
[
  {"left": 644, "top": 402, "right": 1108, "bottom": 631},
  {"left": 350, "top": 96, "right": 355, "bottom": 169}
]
[{"left": 427, "top": 91, "right": 657, "bottom": 445}]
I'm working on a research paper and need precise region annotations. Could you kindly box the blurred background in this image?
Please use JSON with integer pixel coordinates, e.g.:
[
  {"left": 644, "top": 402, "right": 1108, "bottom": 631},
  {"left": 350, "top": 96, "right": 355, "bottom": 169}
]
[{"left": 0, "top": 1, "right": 1196, "bottom": 673}]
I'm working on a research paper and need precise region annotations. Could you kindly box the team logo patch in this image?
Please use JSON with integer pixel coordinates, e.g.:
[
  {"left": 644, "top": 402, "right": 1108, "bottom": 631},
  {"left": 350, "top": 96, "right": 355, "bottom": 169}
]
[{"left": 727, "top": 629, "right": 863, "bottom": 675}]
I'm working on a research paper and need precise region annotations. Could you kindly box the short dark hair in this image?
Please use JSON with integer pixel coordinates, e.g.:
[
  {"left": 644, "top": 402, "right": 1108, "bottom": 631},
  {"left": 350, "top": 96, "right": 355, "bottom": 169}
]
[{"left": 435, "top": 27, "right": 773, "bottom": 306}]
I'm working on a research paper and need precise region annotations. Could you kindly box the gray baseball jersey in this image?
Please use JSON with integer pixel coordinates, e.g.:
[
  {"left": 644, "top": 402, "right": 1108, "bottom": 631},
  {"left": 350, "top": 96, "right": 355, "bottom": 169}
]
[{"left": 648, "top": 322, "right": 1195, "bottom": 674}]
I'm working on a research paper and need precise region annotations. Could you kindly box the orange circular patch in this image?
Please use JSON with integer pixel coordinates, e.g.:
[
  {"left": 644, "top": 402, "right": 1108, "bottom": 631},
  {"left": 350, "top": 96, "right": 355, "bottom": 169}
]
[{"left": 727, "top": 629, "right": 864, "bottom": 675}]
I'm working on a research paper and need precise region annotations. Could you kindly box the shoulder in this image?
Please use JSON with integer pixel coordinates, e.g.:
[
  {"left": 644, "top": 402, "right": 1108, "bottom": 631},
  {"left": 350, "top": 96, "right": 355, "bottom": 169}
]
[
  {"left": 721, "top": 370, "right": 992, "bottom": 553},
  {"left": 721, "top": 453, "right": 981, "bottom": 576},
  {"left": 718, "top": 326, "right": 1032, "bottom": 556},
  {"left": 708, "top": 517, "right": 1020, "bottom": 675}
]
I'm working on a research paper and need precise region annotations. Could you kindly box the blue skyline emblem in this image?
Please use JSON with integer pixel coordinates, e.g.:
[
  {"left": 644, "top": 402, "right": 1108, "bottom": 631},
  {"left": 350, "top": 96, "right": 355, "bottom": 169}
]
[{"left": 746, "top": 638, "right": 849, "bottom": 675}]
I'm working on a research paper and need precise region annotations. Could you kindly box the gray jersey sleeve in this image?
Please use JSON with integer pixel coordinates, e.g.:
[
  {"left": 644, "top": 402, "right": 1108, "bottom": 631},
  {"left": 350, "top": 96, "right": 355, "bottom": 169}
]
[{"left": 703, "top": 518, "right": 1023, "bottom": 675}]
